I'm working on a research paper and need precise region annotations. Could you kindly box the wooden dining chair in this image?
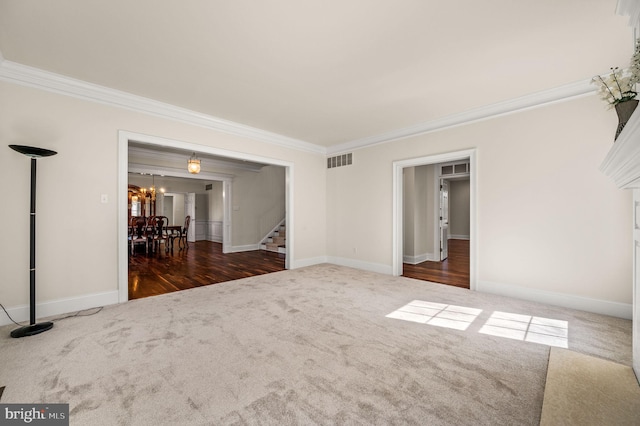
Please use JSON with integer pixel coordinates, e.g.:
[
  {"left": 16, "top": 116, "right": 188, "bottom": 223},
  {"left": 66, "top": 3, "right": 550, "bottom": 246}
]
[
  {"left": 149, "top": 216, "right": 169, "bottom": 254},
  {"left": 130, "top": 216, "right": 148, "bottom": 255},
  {"left": 179, "top": 215, "right": 191, "bottom": 251}
]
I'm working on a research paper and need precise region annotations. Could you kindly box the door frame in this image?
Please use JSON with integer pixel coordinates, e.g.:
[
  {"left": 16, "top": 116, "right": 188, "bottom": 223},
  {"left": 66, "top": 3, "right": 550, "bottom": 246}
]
[
  {"left": 439, "top": 178, "right": 450, "bottom": 261},
  {"left": 118, "top": 130, "right": 294, "bottom": 303},
  {"left": 392, "top": 148, "right": 477, "bottom": 290}
]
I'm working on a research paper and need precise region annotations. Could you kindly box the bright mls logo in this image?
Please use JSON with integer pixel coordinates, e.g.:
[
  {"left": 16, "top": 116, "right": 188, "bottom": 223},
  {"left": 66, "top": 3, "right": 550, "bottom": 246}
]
[{"left": 0, "top": 404, "right": 68, "bottom": 425}]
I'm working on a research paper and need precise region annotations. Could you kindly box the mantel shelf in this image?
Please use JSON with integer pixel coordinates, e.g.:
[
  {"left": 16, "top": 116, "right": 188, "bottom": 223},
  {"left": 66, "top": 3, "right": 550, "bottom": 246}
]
[{"left": 601, "top": 105, "right": 640, "bottom": 189}]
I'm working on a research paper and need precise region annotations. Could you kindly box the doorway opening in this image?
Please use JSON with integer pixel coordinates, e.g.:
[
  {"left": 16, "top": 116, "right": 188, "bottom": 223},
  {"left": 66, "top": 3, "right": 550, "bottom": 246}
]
[
  {"left": 118, "top": 130, "right": 294, "bottom": 303},
  {"left": 392, "top": 149, "right": 476, "bottom": 290}
]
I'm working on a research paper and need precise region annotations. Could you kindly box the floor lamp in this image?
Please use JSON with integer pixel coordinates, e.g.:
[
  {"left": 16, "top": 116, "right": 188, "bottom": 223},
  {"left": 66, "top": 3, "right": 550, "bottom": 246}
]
[{"left": 9, "top": 144, "right": 58, "bottom": 338}]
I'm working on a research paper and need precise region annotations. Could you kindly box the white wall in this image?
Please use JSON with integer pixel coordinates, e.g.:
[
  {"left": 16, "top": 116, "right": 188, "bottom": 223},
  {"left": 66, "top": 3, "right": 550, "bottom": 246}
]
[
  {"left": 402, "top": 167, "right": 416, "bottom": 257},
  {"left": 0, "top": 81, "right": 326, "bottom": 316},
  {"left": 413, "top": 165, "right": 429, "bottom": 258},
  {"left": 195, "top": 194, "right": 208, "bottom": 221},
  {"left": 403, "top": 164, "right": 438, "bottom": 263},
  {"left": 231, "top": 165, "right": 286, "bottom": 247},
  {"left": 327, "top": 95, "right": 632, "bottom": 310},
  {"left": 163, "top": 195, "right": 174, "bottom": 224},
  {"left": 172, "top": 194, "right": 186, "bottom": 228},
  {"left": 449, "top": 179, "right": 470, "bottom": 239},
  {"left": 0, "top": 66, "right": 632, "bottom": 321},
  {"left": 209, "top": 181, "right": 224, "bottom": 222}
]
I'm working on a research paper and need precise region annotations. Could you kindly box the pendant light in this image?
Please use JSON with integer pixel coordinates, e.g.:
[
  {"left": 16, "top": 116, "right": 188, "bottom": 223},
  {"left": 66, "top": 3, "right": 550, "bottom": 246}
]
[{"left": 187, "top": 152, "right": 201, "bottom": 174}]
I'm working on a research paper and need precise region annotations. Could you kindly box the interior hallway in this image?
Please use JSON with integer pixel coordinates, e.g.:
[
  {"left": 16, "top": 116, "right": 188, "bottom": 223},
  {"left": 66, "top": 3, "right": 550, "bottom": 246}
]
[{"left": 402, "top": 239, "right": 470, "bottom": 289}]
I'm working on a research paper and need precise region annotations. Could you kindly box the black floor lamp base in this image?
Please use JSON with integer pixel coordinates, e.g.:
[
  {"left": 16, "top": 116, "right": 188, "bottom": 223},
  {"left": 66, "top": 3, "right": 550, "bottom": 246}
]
[{"left": 10, "top": 321, "right": 53, "bottom": 338}]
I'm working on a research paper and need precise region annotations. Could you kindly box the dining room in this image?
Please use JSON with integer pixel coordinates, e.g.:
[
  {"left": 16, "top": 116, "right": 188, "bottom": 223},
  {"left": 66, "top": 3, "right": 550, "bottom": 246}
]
[{"left": 127, "top": 143, "right": 287, "bottom": 300}]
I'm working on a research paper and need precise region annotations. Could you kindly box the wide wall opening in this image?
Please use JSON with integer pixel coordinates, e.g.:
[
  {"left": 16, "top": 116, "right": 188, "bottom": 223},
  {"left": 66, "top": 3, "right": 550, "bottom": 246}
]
[{"left": 118, "top": 131, "right": 293, "bottom": 302}]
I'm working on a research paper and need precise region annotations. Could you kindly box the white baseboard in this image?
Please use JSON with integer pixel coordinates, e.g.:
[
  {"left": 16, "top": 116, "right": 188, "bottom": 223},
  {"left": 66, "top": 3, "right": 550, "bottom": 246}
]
[
  {"left": 294, "top": 256, "right": 394, "bottom": 275},
  {"left": 0, "top": 290, "right": 120, "bottom": 327},
  {"left": 291, "top": 256, "right": 328, "bottom": 269},
  {"left": 477, "top": 280, "right": 632, "bottom": 320},
  {"left": 229, "top": 244, "right": 260, "bottom": 253},
  {"left": 326, "top": 256, "right": 393, "bottom": 275},
  {"left": 287, "top": 262, "right": 629, "bottom": 320},
  {"left": 291, "top": 256, "right": 393, "bottom": 274},
  {"left": 449, "top": 234, "right": 470, "bottom": 240},
  {"left": 403, "top": 252, "right": 439, "bottom": 264}
]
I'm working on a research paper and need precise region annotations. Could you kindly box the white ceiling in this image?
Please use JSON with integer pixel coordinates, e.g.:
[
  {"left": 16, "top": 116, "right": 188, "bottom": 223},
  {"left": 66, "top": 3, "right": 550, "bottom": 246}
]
[{"left": 0, "top": 0, "right": 633, "bottom": 149}]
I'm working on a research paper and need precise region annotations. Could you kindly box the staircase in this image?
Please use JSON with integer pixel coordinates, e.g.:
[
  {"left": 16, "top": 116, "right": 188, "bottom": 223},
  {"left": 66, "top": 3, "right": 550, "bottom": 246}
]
[{"left": 260, "top": 222, "right": 286, "bottom": 254}]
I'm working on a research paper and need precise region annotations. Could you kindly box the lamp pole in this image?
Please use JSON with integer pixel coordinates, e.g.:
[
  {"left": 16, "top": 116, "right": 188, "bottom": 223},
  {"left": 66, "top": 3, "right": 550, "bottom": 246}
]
[{"left": 9, "top": 145, "right": 58, "bottom": 338}]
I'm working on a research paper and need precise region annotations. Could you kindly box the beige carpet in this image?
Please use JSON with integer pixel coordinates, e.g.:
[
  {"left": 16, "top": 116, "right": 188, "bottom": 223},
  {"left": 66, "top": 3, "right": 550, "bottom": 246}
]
[
  {"left": 0, "top": 264, "right": 633, "bottom": 425},
  {"left": 541, "top": 348, "right": 640, "bottom": 425}
]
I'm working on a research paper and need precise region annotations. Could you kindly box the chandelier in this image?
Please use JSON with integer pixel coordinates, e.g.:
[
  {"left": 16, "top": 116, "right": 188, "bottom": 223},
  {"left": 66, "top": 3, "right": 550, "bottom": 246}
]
[{"left": 188, "top": 152, "right": 201, "bottom": 174}]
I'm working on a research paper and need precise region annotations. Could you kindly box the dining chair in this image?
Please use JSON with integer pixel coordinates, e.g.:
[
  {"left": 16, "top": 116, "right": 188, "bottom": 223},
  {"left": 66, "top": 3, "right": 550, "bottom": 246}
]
[
  {"left": 130, "top": 216, "right": 148, "bottom": 255},
  {"left": 149, "top": 216, "right": 169, "bottom": 254},
  {"left": 179, "top": 215, "right": 191, "bottom": 251}
]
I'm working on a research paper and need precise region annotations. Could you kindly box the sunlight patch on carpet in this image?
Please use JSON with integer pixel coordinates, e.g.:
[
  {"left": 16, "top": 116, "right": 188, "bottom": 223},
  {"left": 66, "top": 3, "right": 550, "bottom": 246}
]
[
  {"left": 479, "top": 311, "right": 568, "bottom": 348},
  {"left": 387, "top": 302, "right": 569, "bottom": 348},
  {"left": 385, "top": 300, "right": 482, "bottom": 331}
]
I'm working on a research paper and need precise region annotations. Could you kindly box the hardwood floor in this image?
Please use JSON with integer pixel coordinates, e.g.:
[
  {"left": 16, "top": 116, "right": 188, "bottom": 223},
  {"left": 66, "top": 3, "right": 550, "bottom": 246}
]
[
  {"left": 129, "top": 239, "right": 468, "bottom": 299},
  {"left": 402, "top": 239, "right": 470, "bottom": 289},
  {"left": 128, "top": 241, "right": 286, "bottom": 300}
]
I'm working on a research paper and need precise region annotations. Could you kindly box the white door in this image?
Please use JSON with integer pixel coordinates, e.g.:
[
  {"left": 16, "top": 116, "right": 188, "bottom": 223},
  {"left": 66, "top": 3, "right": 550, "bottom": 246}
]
[
  {"left": 185, "top": 193, "right": 196, "bottom": 243},
  {"left": 440, "top": 179, "right": 449, "bottom": 261}
]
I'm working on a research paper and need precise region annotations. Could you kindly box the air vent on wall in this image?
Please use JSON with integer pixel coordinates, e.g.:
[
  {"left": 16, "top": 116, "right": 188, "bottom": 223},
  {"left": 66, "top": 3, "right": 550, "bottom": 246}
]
[
  {"left": 327, "top": 153, "right": 353, "bottom": 169},
  {"left": 205, "top": 184, "right": 213, "bottom": 191}
]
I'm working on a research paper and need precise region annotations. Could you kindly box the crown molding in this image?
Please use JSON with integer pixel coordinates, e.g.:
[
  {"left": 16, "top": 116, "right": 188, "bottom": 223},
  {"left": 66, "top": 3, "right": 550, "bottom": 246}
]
[
  {"left": 0, "top": 55, "right": 326, "bottom": 155},
  {"left": 1, "top": 53, "right": 597, "bottom": 157},
  {"left": 326, "top": 79, "right": 596, "bottom": 155}
]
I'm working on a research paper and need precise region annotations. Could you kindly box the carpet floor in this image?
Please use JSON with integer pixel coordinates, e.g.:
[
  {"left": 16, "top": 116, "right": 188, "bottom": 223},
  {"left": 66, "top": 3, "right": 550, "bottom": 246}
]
[
  {"left": 0, "top": 264, "right": 633, "bottom": 425},
  {"left": 541, "top": 348, "right": 640, "bottom": 425}
]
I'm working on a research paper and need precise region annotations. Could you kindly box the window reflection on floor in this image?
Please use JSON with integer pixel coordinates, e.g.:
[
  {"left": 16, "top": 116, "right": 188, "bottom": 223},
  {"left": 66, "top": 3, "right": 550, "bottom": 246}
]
[
  {"left": 385, "top": 300, "right": 482, "bottom": 331},
  {"left": 479, "top": 311, "right": 568, "bottom": 348},
  {"left": 387, "top": 301, "right": 569, "bottom": 348}
]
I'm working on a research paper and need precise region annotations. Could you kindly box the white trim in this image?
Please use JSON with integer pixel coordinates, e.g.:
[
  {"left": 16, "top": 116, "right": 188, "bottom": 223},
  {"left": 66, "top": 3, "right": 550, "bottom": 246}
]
[
  {"left": 392, "top": 149, "right": 477, "bottom": 291},
  {"left": 121, "top": 131, "right": 295, "bottom": 168},
  {"left": 0, "top": 291, "right": 119, "bottom": 327},
  {"left": 326, "top": 257, "right": 393, "bottom": 275},
  {"left": 600, "top": 106, "right": 640, "bottom": 189},
  {"left": 1, "top": 55, "right": 599, "bottom": 157},
  {"left": 118, "top": 135, "right": 129, "bottom": 303},
  {"left": 290, "top": 256, "right": 328, "bottom": 269},
  {"left": 223, "top": 180, "right": 233, "bottom": 254},
  {"left": 327, "top": 80, "right": 594, "bottom": 155},
  {"left": 206, "top": 220, "right": 224, "bottom": 243},
  {"left": 403, "top": 253, "right": 438, "bottom": 265},
  {"left": 0, "top": 57, "right": 325, "bottom": 155},
  {"left": 477, "top": 280, "right": 632, "bottom": 320},
  {"left": 230, "top": 244, "right": 261, "bottom": 253},
  {"left": 118, "top": 130, "right": 295, "bottom": 302},
  {"left": 285, "top": 165, "right": 293, "bottom": 270}
]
